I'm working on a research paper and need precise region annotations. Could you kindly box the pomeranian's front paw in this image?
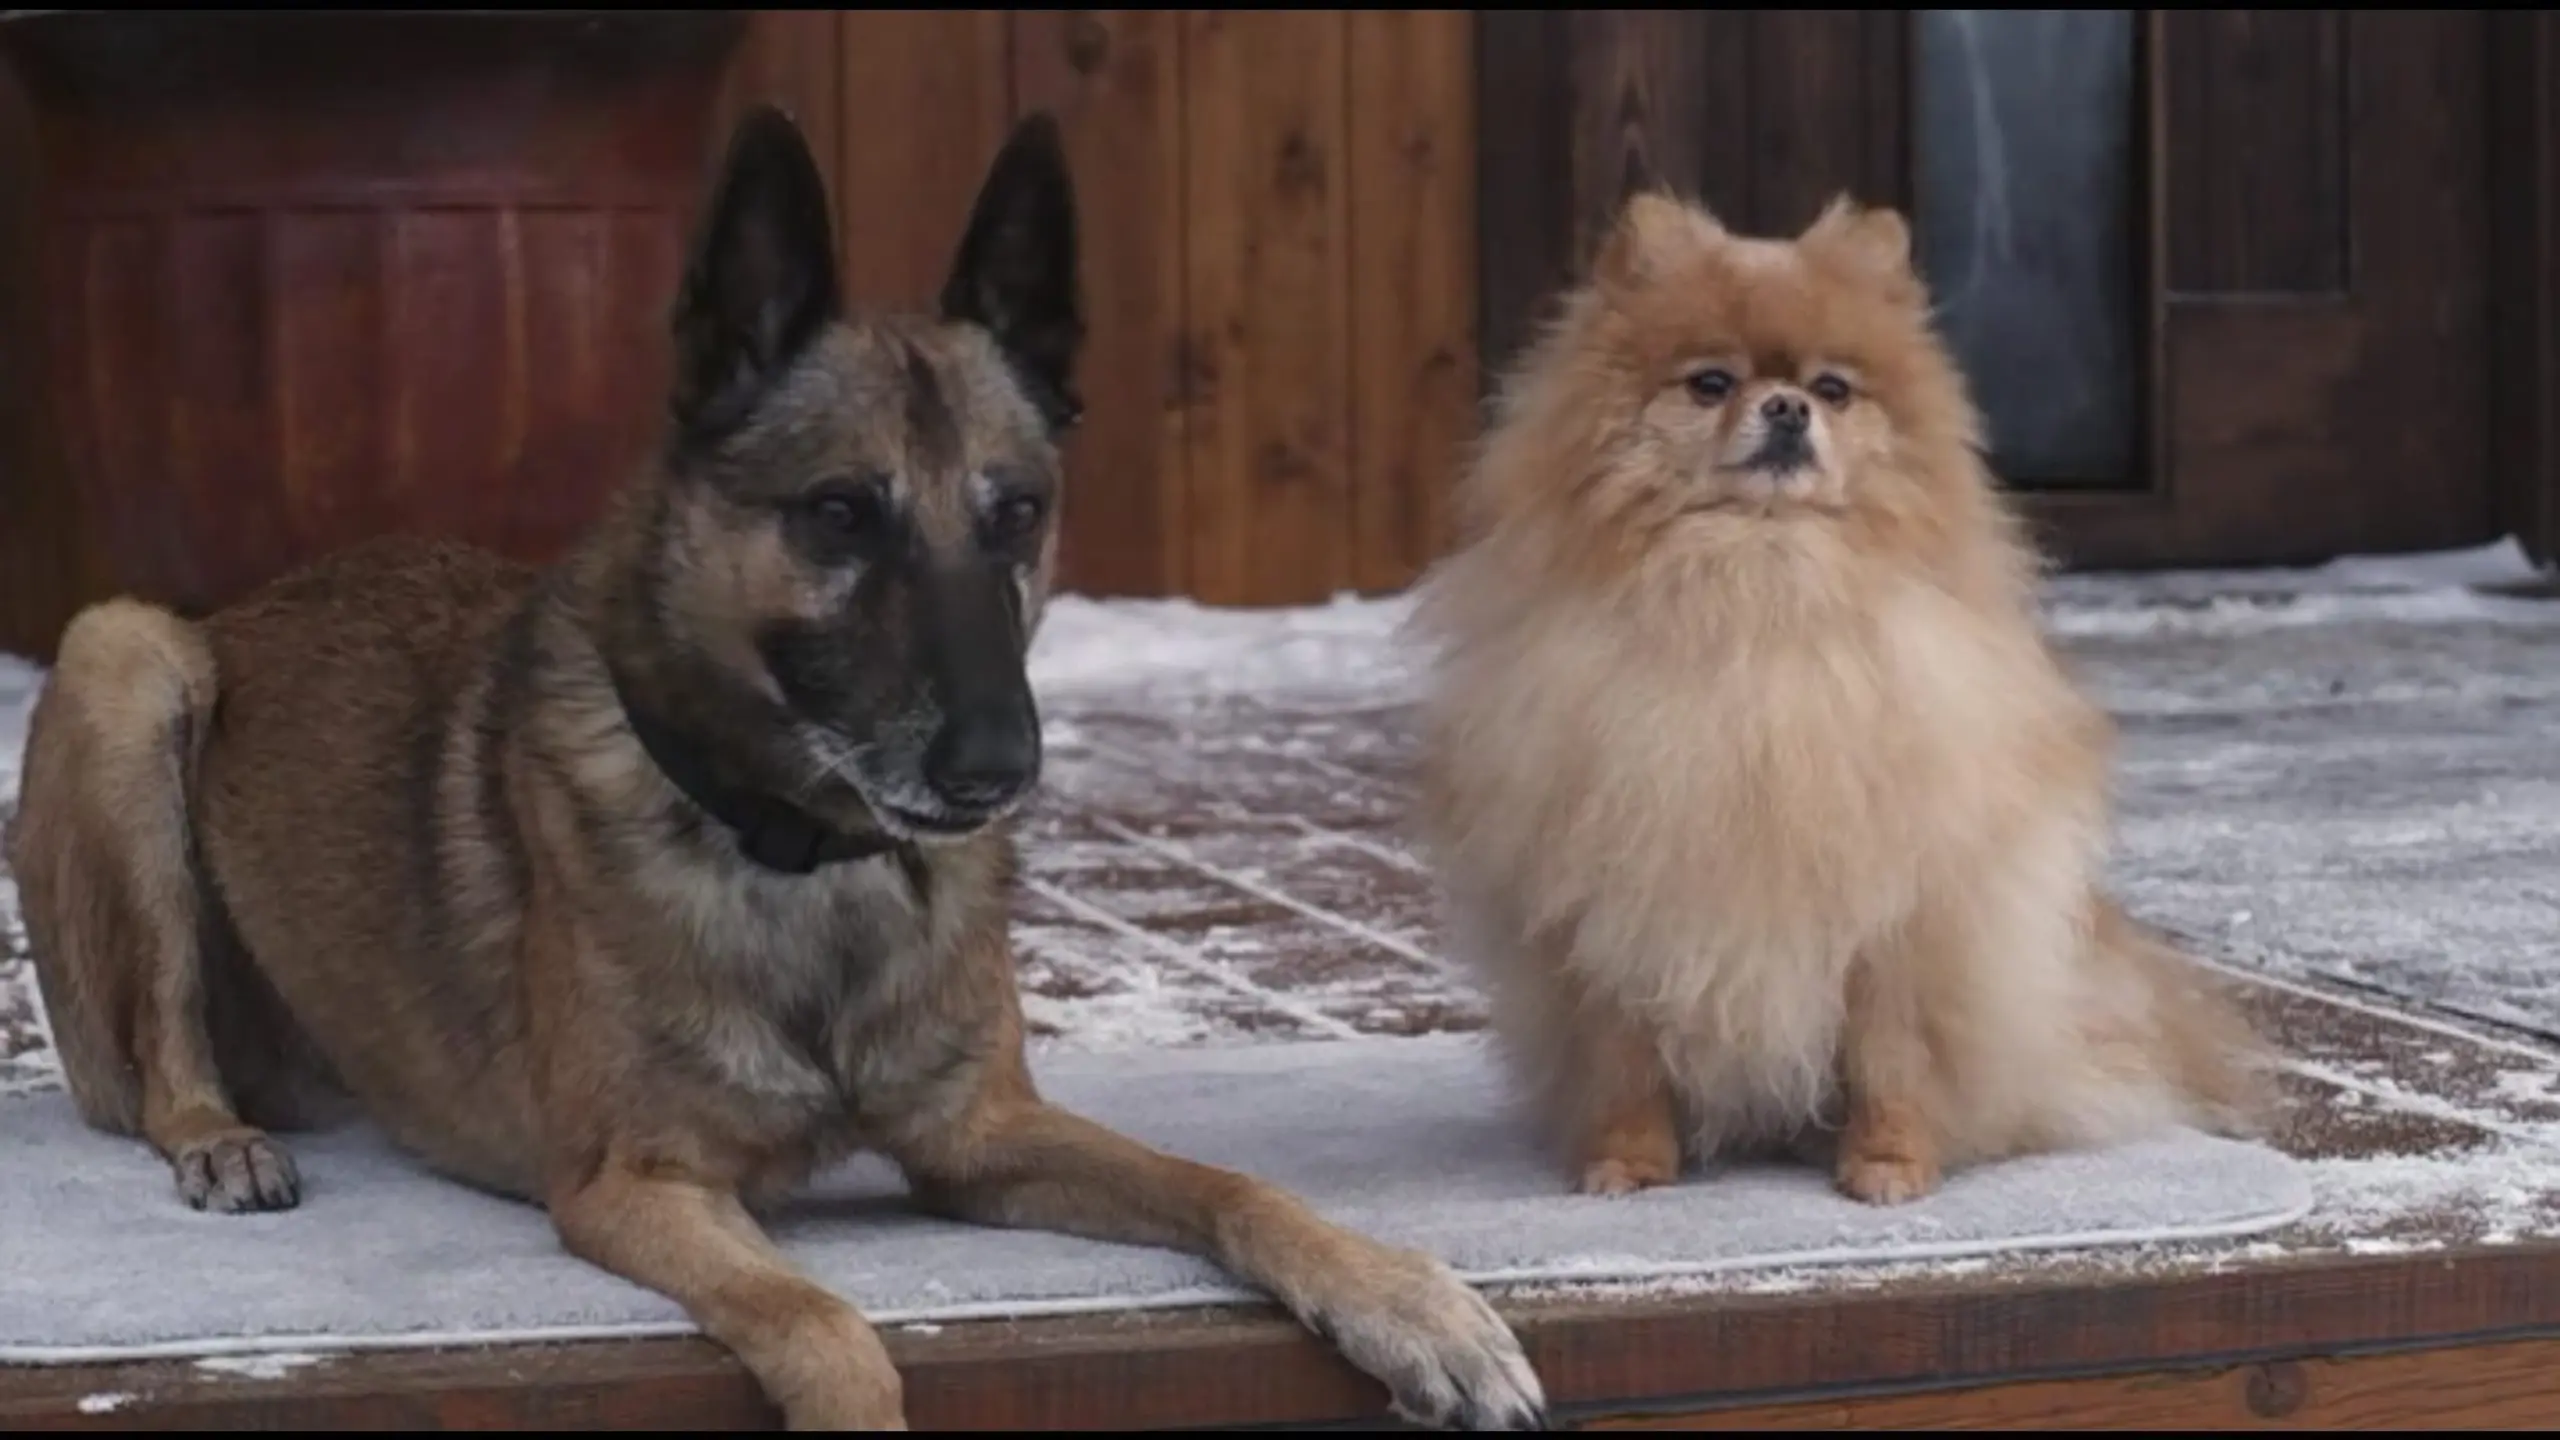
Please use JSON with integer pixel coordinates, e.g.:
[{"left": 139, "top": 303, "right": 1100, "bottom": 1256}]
[
  {"left": 1836, "top": 1149, "right": 1940, "bottom": 1206},
  {"left": 1573, "top": 1097, "right": 1682, "bottom": 1198},
  {"left": 1576, "top": 1155, "right": 1676, "bottom": 1196}
]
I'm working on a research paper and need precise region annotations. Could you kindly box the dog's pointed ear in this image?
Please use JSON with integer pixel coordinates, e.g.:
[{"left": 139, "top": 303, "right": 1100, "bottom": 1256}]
[
  {"left": 941, "top": 111, "right": 1085, "bottom": 434},
  {"left": 1595, "top": 190, "right": 1725, "bottom": 292},
  {"left": 670, "top": 105, "right": 842, "bottom": 441},
  {"left": 1802, "top": 194, "right": 1913, "bottom": 282}
]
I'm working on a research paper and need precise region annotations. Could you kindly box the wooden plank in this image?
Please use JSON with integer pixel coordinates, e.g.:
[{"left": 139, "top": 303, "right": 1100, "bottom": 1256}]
[
  {"left": 1562, "top": 12, "right": 1717, "bottom": 252},
  {"left": 833, "top": 11, "right": 1014, "bottom": 314},
  {"left": 1473, "top": 10, "right": 1568, "bottom": 390},
  {"left": 1473, "top": 11, "right": 1570, "bottom": 387},
  {"left": 1345, "top": 10, "right": 1474, "bottom": 592},
  {"left": 1589, "top": 1335, "right": 2560, "bottom": 1429},
  {"left": 1178, "top": 10, "right": 1352, "bottom": 607},
  {"left": 1854, "top": 10, "right": 1912, "bottom": 216},
  {"left": 1743, "top": 10, "right": 1902, "bottom": 233},
  {"left": 1014, "top": 9, "right": 1188, "bottom": 599},
  {"left": 17, "top": 1242, "right": 2560, "bottom": 1430}
]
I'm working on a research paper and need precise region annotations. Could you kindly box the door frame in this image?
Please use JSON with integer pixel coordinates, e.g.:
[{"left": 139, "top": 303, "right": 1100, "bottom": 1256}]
[{"left": 2490, "top": 8, "right": 2560, "bottom": 571}]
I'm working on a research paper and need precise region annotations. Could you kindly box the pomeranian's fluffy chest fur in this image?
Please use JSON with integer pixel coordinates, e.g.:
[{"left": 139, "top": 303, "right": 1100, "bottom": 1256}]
[{"left": 1420, "top": 538, "right": 2110, "bottom": 1143}]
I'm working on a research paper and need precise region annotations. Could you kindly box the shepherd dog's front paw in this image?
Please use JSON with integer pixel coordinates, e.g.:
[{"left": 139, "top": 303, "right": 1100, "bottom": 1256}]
[{"left": 1302, "top": 1246, "right": 1548, "bottom": 1430}]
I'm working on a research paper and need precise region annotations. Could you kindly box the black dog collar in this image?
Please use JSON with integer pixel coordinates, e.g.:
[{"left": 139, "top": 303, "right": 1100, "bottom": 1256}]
[{"left": 612, "top": 679, "right": 905, "bottom": 877}]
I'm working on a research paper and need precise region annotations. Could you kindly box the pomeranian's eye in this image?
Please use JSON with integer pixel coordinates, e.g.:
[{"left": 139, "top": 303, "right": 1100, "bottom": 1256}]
[
  {"left": 1810, "top": 373, "right": 1855, "bottom": 408},
  {"left": 1684, "top": 368, "right": 1738, "bottom": 405}
]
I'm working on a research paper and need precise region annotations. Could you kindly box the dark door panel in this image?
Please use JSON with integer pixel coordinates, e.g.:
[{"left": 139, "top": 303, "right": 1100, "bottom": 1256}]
[{"left": 2042, "top": 9, "right": 2492, "bottom": 568}]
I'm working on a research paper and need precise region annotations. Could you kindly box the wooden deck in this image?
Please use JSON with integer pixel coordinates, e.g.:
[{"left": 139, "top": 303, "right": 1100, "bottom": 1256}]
[{"left": 8, "top": 664, "right": 2560, "bottom": 1429}]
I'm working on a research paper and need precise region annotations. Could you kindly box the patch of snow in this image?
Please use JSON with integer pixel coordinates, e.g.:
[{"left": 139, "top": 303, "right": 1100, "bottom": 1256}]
[
  {"left": 2037, "top": 586, "right": 2560, "bottom": 641},
  {"left": 2, "top": 654, "right": 55, "bottom": 1099},
  {"left": 2494, "top": 1069, "right": 2558, "bottom": 1103},
  {"left": 190, "top": 1351, "right": 336, "bottom": 1380},
  {"left": 2042, "top": 536, "right": 2542, "bottom": 606},
  {"left": 1028, "top": 592, "right": 1419, "bottom": 702},
  {"left": 76, "top": 1391, "right": 136, "bottom": 1415},
  {"left": 0, "top": 652, "right": 34, "bottom": 795},
  {"left": 1017, "top": 542, "right": 2560, "bottom": 704},
  {"left": 2297, "top": 1146, "right": 2560, "bottom": 1240}
]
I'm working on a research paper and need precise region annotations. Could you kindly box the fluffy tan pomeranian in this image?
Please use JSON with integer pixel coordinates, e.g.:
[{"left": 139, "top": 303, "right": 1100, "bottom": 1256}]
[{"left": 1410, "top": 190, "right": 2272, "bottom": 1205}]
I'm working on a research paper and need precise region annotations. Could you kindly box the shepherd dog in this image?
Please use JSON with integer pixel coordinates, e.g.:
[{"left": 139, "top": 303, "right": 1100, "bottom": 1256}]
[
  {"left": 6, "top": 107, "right": 1546, "bottom": 1431},
  {"left": 1409, "top": 189, "right": 2271, "bottom": 1205}
]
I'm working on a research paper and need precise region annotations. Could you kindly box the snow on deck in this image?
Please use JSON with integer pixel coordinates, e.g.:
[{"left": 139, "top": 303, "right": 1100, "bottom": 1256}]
[{"left": 8, "top": 538, "right": 2560, "bottom": 1291}]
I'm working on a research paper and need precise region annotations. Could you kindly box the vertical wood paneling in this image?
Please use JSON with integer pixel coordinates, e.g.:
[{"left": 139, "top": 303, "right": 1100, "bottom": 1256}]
[
  {"left": 514, "top": 210, "right": 629, "bottom": 552},
  {"left": 0, "top": 61, "right": 102, "bottom": 659},
  {"left": 0, "top": 11, "right": 1486, "bottom": 630},
  {"left": 835, "top": 11, "right": 1014, "bottom": 310},
  {"left": 271, "top": 214, "right": 386, "bottom": 541},
  {"left": 10, "top": 12, "right": 735, "bottom": 619},
  {"left": 1686, "top": 13, "right": 1760, "bottom": 223},
  {"left": 1474, "top": 11, "right": 1570, "bottom": 389},
  {"left": 387, "top": 211, "right": 512, "bottom": 559},
  {"left": 1179, "top": 10, "right": 1352, "bottom": 607},
  {"left": 1566, "top": 12, "right": 1722, "bottom": 255},
  {"left": 1745, "top": 10, "right": 1906, "bottom": 230},
  {"left": 508, "top": 212, "right": 597, "bottom": 539},
  {"left": 1347, "top": 10, "right": 1474, "bottom": 590},
  {"left": 75, "top": 220, "right": 174, "bottom": 595},
  {"left": 1477, "top": 11, "right": 1897, "bottom": 384},
  {"left": 1014, "top": 10, "right": 1189, "bottom": 599}
]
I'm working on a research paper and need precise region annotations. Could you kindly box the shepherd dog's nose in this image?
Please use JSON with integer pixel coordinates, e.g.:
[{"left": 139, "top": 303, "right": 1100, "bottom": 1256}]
[{"left": 923, "top": 704, "right": 1040, "bottom": 811}]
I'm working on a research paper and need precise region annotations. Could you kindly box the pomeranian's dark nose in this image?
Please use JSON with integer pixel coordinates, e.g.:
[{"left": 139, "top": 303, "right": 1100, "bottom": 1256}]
[
  {"left": 924, "top": 706, "right": 1041, "bottom": 811},
  {"left": 1760, "top": 392, "right": 1811, "bottom": 433}
]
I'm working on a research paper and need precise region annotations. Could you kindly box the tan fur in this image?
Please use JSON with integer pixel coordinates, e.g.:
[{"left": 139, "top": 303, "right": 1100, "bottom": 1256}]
[
  {"left": 1412, "top": 190, "right": 2272, "bottom": 1204},
  {"left": 4, "top": 109, "right": 1545, "bottom": 1431}
]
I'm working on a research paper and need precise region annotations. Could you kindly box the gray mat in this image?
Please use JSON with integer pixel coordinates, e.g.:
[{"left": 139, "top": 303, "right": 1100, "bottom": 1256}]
[{"left": 0, "top": 1034, "right": 2307, "bottom": 1365}]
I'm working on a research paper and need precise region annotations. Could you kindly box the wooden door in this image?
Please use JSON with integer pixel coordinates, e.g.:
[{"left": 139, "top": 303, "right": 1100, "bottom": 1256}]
[
  {"left": 2052, "top": 11, "right": 2492, "bottom": 568},
  {"left": 1477, "top": 10, "right": 2499, "bottom": 572}
]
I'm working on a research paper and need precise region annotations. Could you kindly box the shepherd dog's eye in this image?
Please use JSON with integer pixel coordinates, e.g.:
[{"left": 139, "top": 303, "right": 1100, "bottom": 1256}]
[
  {"left": 791, "top": 476, "right": 896, "bottom": 561},
  {"left": 804, "top": 479, "right": 889, "bottom": 539},
  {"left": 988, "top": 493, "right": 1047, "bottom": 542}
]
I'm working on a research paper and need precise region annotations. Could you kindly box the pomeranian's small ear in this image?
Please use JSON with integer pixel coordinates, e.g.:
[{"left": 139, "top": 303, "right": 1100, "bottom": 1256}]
[
  {"left": 1594, "top": 191, "right": 1725, "bottom": 290},
  {"left": 1802, "top": 195, "right": 1913, "bottom": 281}
]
